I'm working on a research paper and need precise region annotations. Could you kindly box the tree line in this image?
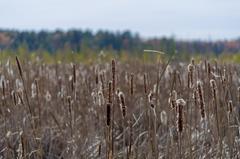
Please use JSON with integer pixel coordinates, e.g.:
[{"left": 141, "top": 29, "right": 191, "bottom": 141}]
[{"left": 0, "top": 29, "right": 240, "bottom": 54}]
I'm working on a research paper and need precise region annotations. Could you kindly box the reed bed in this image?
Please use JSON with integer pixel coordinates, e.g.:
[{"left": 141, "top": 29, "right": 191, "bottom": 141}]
[{"left": 0, "top": 56, "right": 240, "bottom": 158}]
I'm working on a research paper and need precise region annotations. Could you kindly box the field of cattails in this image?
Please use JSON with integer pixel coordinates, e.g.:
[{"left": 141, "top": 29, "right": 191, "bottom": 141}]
[{"left": 0, "top": 55, "right": 240, "bottom": 159}]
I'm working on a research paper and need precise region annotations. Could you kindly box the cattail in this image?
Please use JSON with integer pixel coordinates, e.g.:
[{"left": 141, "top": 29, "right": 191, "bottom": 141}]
[
  {"left": 176, "top": 98, "right": 186, "bottom": 133},
  {"left": 98, "top": 142, "right": 101, "bottom": 156},
  {"left": 176, "top": 98, "right": 186, "bottom": 107},
  {"left": 148, "top": 91, "right": 154, "bottom": 108},
  {"left": 106, "top": 103, "right": 111, "bottom": 126},
  {"left": 228, "top": 100, "right": 233, "bottom": 114},
  {"left": 187, "top": 64, "right": 194, "bottom": 88},
  {"left": 210, "top": 79, "right": 217, "bottom": 100},
  {"left": 2, "top": 80, "right": 5, "bottom": 100},
  {"left": 193, "top": 89, "right": 197, "bottom": 107},
  {"left": 197, "top": 81, "right": 205, "bottom": 118},
  {"left": 207, "top": 62, "right": 211, "bottom": 77},
  {"left": 31, "top": 82, "right": 37, "bottom": 98},
  {"left": 67, "top": 95, "right": 73, "bottom": 137},
  {"left": 108, "top": 81, "right": 112, "bottom": 104},
  {"left": 98, "top": 91, "right": 104, "bottom": 106},
  {"left": 16, "top": 56, "right": 33, "bottom": 119},
  {"left": 130, "top": 73, "right": 134, "bottom": 96},
  {"left": 191, "top": 58, "right": 195, "bottom": 65},
  {"left": 73, "top": 64, "right": 76, "bottom": 84},
  {"left": 16, "top": 56, "right": 23, "bottom": 78},
  {"left": 100, "top": 72, "right": 105, "bottom": 96},
  {"left": 177, "top": 71, "right": 182, "bottom": 86},
  {"left": 119, "top": 92, "right": 126, "bottom": 117},
  {"left": 221, "top": 68, "right": 227, "bottom": 84},
  {"left": 35, "top": 79, "right": 40, "bottom": 97},
  {"left": 143, "top": 73, "right": 147, "bottom": 94},
  {"left": 204, "top": 60, "right": 207, "bottom": 73},
  {"left": 168, "top": 90, "right": 177, "bottom": 109},
  {"left": 116, "top": 88, "right": 120, "bottom": 107},
  {"left": 214, "top": 59, "right": 218, "bottom": 74},
  {"left": 112, "top": 59, "right": 116, "bottom": 93},
  {"left": 45, "top": 91, "right": 51, "bottom": 102},
  {"left": 160, "top": 110, "right": 168, "bottom": 125},
  {"left": 187, "top": 73, "right": 191, "bottom": 89},
  {"left": 17, "top": 91, "right": 24, "bottom": 105},
  {"left": 11, "top": 91, "right": 17, "bottom": 106},
  {"left": 95, "top": 72, "right": 99, "bottom": 85}
]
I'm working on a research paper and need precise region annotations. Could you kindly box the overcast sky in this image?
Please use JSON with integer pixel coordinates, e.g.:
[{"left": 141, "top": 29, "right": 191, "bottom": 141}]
[{"left": 1, "top": 0, "right": 240, "bottom": 40}]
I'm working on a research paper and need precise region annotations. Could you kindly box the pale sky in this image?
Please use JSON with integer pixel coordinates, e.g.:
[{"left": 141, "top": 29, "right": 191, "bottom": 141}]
[{"left": 1, "top": 0, "right": 240, "bottom": 40}]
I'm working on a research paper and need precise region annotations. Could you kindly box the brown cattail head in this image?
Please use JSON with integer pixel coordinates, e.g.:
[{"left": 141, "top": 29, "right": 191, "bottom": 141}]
[
  {"left": 187, "top": 64, "right": 194, "bottom": 88},
  {"left": 130, "top": 73, "right": 134, "bottom": 96},
  {"left": 108, "top": 81, "right": 112, "bottom": 104},
  {"left": 176, "top": 98, "right": 186, "bottom": 133},
  {"left": 16, "top": 56, "right": 23, "bottom": 78},
  {"left": 197, "top": 81, "right": 205, "bottom": 118},
  {"left": 169, "top": 90, "right": 177, "bottom": 109},
  {"left": 2, "top": 80, "right": 5, "bottom": 98},
  {"left": 106, "top": 103, "right": 111, "bottom": 126},
  {"left": 112, "top": 59, "right": 116, "bottom": 92},
  {"left": 207, "top": 62, "right": 211, "bottom": 77},
  {"left": 143, "top": 73, "right": 147, "bottom": 94},
  {"left": 210, "top": 79, "right": 217, "bottom": 100},
  {"left": 119, "top": 92, "right": 126, "bottom": 117},
  {"left": 95, "top": 72, "right": 99, "bottom": 85},
  {"left": 34, "top": 79, "right": 40, "bottom": 97},
  {"left": 73, "top": 64, "right": 76, "bottom": 84},
  {"left": 192, "top": 90, "right": 198, "bottom": 116},
  {"left": 119, "top": 92, "right": 125, "bottom": 107},
  {"left": 228, "top": 100, "right": 233, "bottom": 114}
]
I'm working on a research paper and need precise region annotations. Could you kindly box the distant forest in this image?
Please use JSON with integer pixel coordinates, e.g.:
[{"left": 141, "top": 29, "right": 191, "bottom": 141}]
[{"left": 0, "top": 29, "right": 240, "bottom": 54}]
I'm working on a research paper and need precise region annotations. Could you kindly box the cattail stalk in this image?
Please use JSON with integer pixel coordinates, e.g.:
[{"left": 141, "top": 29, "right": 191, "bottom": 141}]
[
  {"left": 72, "top": 64, "right": 76, "bottom": 99},
  {"left": 111, "top": 60, "right": 116, "bottom": 158},
  {"left": 210, "top": 79, "right": 220, "bottom": 138},
  {"left": 67, "top": 96, "right": 73, "bottom": 138},
  {"left": 176, "top": 98, "right": 186, "bottom": 159},
  {"left": 16, "top": 56, "right": 33, "bottom": 117},
  {"left": 35, "top": 79, "right": 41, "bottom": 127},
  {"left": 106, "top": 103, "right": 112, "bottom": 159}
]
